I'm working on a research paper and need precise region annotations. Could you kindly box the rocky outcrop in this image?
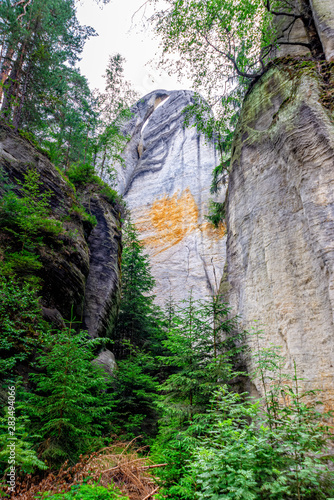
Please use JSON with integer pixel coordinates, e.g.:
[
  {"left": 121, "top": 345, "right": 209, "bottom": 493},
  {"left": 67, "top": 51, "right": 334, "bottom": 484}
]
[
  {"left": 0, "top": 123, "right": 121, "bottom": 338},
  {"left": 93, "top": 349, "right": 117, "bottom": 377},
  {"left": 311, "top": 0, "right": 334, "bottom": 61},
  {"left": 117, "top": 90, "right": 226, "bottom": 304},
  {"left": 81, "top": 191, "right": 122, "bottom": 338},
  {"left": 226, "top": 62, "right": 334, "bottom": 409}
]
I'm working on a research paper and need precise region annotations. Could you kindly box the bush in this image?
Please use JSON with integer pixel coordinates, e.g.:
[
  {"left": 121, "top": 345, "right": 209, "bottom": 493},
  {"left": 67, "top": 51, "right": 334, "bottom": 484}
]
[
  {"left": 67, "top": 163, "right": 96, "bottom": 187},
  {"left": 0, "top": 409, "right": 47, "bottom": 476},
  {"left": 66, "top": 162, "right": 124, "bottom": 208},
  {"left": 0, "top": 168, "right": 63, "bottom": 281},
  {"left": 0, "top": 278, "right": 48, "bottom": 377},
  {"left": 205, "top": 200, "right": 225, "bottom": 228},
  {"left": 190, "top": 385, "right": 334, "bottom": 500},
  {"left": 70, "top": 204, "right": 97, "bottom": 227},
  {"left": 39, "top": 482, "right": 130, "bottom": 499}
]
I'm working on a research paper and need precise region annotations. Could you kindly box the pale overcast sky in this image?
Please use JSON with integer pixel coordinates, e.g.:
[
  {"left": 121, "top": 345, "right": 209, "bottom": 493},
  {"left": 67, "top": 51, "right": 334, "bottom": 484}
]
[{"left": 76, "top": 0, "right": 192, "bottom": 98}]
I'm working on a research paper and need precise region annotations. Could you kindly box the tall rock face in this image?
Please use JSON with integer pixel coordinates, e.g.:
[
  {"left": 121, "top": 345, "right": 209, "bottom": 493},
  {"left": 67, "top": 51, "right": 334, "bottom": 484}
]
[
  {"left": 311, "top": 0, "right": 334, "bottom": 61},
  {"left": 117, "top": 90, "right": 226, "bottom": 304},
  {"left": 81, "top": 190, "right": 122, "bottom": 339},
  {"left": 0, "top": 123, "right": 122, "bottom": 339},
  {"left": 226, "top": 62, "right": 334, "bottom": 408}
]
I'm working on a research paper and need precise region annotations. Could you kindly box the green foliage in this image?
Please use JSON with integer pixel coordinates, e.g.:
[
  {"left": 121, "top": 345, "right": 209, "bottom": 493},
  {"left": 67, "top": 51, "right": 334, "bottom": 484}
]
[
  {"left": 183, "top": 92, "right": 242, "bottom": 193},
  {"left": 0, "top": 2, "right": 134, "bottom": 176},
  {"left": 150, "top": 0, "right": 274, "bottom": 189},
  {"left": 93, "top": 54, "right": 138, "bottom": 183},
  {"left": 0, "top": 407, "right": 47, "bottom": 476},
  {"left": 153, "top": 331, "right": 334, "bottom": 500},
  {"left": 39, "top": 482, "right": 129, "bottom": 499},
  {"left": 108, "top": 344, "right": 159, "bottom": 439},
  {"left": 70, "top": 204, "right": 97, "bottom": 227},
  {"left": 67, "top": 162, "right": 97, "bottom": 186},
  {"left": 0, "top": 0, "right": 96, "bottom": 133},
  {"left": 112, "top": 220, "right": 163, "bottom": 358},
  {"left": 0, "top": 167, "right": 63, "bottom": 281},
  {"left": 205, "top": 200, "right": 226, "bottom": 228},
  {"left": 0, "top": 278, "right": 48, "bottom": 377},
  {"left": 150, "top": 0, "right": 323, "bottom": 194},
  {"left": 99, "top": 184, "right": 119, "bottom": 205},
  {"left": 150, "top": 293, "right": 245, "bottom": 498},
  {"left": 26, "top": 328, "right": 114, "bottom": 466},
  {"left": 157, "top": 293, "right": 241, "bottom": 425},
  {"left": 190, "top": 380, "right": 334, "bottom": 500},
  {"left": 1, "top": 168, "right": 63, "bottom": 241},
  {"left": 66, "top": 162, "right": 123, "bottom": 207},
  {"left": 109, "top": 221, "right": 164, "bottom": 438}
]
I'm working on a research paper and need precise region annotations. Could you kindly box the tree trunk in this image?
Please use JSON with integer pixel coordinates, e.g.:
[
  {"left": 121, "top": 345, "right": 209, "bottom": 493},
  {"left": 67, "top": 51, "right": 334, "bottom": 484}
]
[
  {"left": 13, "top": 59, "right": 32, "bottom": 131},
  {"left": 0, "top": 46, "right": 14, "bottom": 103}
]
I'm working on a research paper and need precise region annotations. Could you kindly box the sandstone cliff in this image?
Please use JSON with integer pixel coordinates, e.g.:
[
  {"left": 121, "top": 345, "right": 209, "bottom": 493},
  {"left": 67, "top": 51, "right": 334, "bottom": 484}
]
[
  {"left": 226, "top": 61, "right": 334, "bottom": 408},
  {"left": 117, "top": 90, "right": 226, "bottom": 304},
  {"left": 0, "top": 123, "right": 121, "bottom": 339}
]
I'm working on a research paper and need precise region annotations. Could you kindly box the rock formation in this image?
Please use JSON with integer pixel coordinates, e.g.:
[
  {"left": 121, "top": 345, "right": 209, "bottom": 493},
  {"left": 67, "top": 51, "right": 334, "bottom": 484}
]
[
  {"left": 117, "top": 90, "right": 226, "bottom": 304},
  {"left": 0, "top": 123, "right": 122, "bottom": 339},
  {"left": 81, "top": 190, "right": 122, "bottom": 338},
  {"left": 311, "top": 0, "right": 334, "bottom": 61},
  {"left": 226, "top": 61, "right": 334, "bottom": 408}
]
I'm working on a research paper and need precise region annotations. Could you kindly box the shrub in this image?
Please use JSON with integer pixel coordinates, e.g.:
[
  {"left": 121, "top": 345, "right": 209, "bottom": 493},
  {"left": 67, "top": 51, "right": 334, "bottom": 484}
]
[
  {"left": 39, "top": 482, "right": 130, "bottom": 499},
  {"left": 0, "top": 278, "right": 47, "bottom": 377},
  {"left": 67, "top": 163, "right": 96, "bottom": 187},
  {"left": 0, "top": 168, "right": 63, "bottom": 281},
  {"left": 70, "top": 204, "right": 97, "bottom": 227},
  {"left": 205, "top": 200, "right": 225, "bottom": 228},
  {"left": 0, "top": 408, "right": 47, "bottom": 476},
  {"left": 189, "top": 384, "right": 334, "bottom": 500}
]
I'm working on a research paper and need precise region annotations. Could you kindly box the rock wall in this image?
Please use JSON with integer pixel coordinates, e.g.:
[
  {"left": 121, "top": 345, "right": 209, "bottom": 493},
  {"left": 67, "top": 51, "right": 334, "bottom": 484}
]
[
  {"left": 81, "top": 190, "right": 122, "bottom": 338},
  {"left": 226, "top": 63, "right": 334, "bottom": 409},
  {"left": 311, "top": 0, "right": 334, "bottom": 61},
  {"left": 0, "top": 124, "right": 122, "bottom": 339},
  {"left": 117, "top": 90, "right": 226, "bottom": 305}
]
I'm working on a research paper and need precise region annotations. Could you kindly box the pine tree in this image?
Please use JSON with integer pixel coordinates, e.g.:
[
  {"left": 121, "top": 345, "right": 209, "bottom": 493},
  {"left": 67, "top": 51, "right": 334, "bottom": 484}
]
[
  {"left": 158, "top": 292, "right": 242, "bottom": 425},
  {"left": 27, "top": 328, "right": 113, "bottom": 466},
  {"left": 109, "top": 220, "right": 165, "bottom": 439},
  {"left": 0, "top": 0, "right": 95, "bottom": 130},
  {"left": 112, "top": 220, "right": 163, "bottom": 359},
  {"left": 93, "top": 54, "right": 138, "bottom": 183}
]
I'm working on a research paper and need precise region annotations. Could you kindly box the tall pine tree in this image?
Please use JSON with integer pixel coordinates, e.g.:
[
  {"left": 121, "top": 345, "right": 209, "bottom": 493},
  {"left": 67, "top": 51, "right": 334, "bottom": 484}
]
[{"left": 112, "top": 220, "right": 163, "bottom": 359}]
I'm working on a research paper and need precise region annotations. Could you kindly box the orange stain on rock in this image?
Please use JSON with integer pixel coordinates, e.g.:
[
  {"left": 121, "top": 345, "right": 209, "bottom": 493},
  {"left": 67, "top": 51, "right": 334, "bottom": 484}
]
[
  {"left": 135, "top": 189, "right": 226, "bottom": 255},
  {"left": 201, "top": 220, "right": 227, "bottom": 240},
  {"left": 138, "top": 189, "right": 198, "bottom": 253}
]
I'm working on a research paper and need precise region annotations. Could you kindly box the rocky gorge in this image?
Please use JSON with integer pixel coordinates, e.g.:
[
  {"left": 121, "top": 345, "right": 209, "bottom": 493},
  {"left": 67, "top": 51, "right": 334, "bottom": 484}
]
[
  {"left": 111, "top": 2, "right": 334, "bottom": 409},
  {"left": 3, "top": 0, "right": 334, "bottom": 496}
]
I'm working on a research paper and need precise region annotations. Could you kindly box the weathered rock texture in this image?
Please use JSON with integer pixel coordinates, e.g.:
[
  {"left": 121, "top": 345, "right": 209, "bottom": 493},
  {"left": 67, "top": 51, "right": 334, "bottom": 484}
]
[
  {"left": 81, "top": 191, "right": 122, "bottom": 338},
  {"left": 117, "top": 90, "right": 226, "bottom": 304},
  {"left": 0, "top": 123, "right": 121, "bottom": 338},
  {"left": 93, "top": 349, "right": 117, "bottom": 377},
  {"left": 226, "top": 63, "right": 334, "bottom": 409}
]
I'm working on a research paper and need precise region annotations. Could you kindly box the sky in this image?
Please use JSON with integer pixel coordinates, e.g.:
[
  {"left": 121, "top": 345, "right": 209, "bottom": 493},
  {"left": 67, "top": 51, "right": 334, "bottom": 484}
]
[{"left": 76, "top": 0, "right": 192, "bottom": 98}]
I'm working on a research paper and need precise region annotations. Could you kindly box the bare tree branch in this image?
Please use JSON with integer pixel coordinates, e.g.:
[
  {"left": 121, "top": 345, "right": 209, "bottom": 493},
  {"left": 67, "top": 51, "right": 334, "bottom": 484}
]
[
  {"left": 13, "top": 0, "right": 32, "bottom": 23},
  {"left": 203, "top": 33, "right": 261, "bottom": 79}
]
